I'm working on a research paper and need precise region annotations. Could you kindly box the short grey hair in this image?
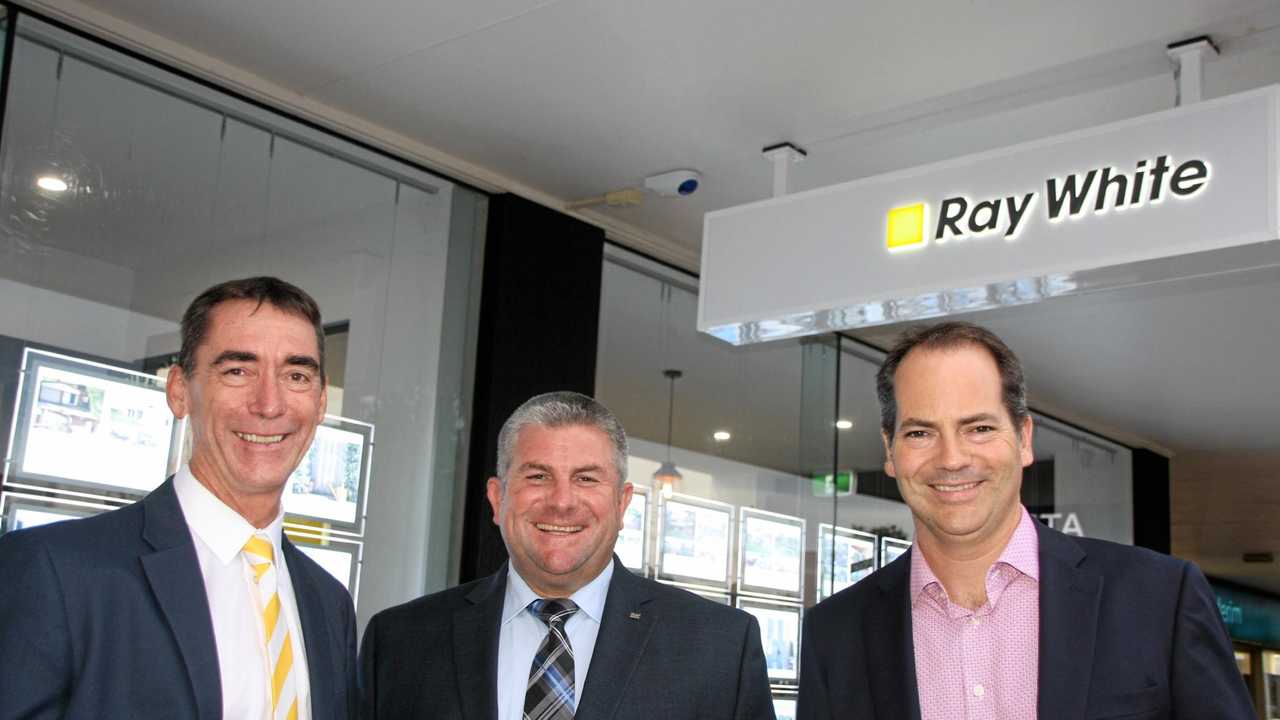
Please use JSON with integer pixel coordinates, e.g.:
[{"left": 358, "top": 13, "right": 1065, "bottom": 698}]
[{"left": 496, "top": 391, "right": 629, "bottom": 485}]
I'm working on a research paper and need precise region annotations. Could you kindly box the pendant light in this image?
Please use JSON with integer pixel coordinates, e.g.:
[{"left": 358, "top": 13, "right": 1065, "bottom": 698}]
[{"left": 653, "top": 368, "right": 683, "bottom": 499}]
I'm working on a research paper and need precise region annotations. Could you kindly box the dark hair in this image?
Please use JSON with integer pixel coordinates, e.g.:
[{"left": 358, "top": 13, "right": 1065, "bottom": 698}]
[
  {"left": 178, "top": 277, "right": 325, "bottom": 382},
  {"left": 496, "top": 391, "right": 629, "bottom": 486},
  {"left": 875, "top": 321, "right": 1028, "bottom": 441}
]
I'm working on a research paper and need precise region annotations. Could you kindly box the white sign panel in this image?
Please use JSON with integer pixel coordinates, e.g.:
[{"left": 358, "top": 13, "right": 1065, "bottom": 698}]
[{"left": 700, "top": 86, "right": 1280, "bottom": 344}]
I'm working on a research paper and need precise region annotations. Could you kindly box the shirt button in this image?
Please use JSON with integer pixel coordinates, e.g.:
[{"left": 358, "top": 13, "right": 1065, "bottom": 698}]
[
  {"left": 973, "top": 684, "right": 985, "bottom": 698},
  {"left": 970, "top": 617, "right": 981, "bottom": 627}
]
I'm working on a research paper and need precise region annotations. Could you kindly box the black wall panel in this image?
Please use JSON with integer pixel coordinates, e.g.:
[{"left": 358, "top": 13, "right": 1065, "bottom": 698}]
[{"left": 459, "top": 194, "right": 605, "bottom": 582}]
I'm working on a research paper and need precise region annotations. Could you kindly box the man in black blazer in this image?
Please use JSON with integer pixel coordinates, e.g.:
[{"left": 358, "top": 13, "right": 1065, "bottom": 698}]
[
  {"left": 360, "top": 391, "right": 774, "bottom": 720},
  {"left": 797, "top": 321, "right": 1253, "bottom": 720},
  {"left": 0, "top": 277, "right": 358, "bottom": 719}
]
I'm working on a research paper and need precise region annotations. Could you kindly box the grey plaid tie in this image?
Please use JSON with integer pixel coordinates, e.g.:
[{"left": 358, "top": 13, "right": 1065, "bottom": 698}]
[{"left": 524, "top": 598, "right": 579, "bottom": 720}]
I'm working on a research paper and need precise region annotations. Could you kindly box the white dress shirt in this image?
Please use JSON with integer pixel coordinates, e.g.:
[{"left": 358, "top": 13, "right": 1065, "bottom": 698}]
[
  {"left": 174, "top": 465, "right": 311, "bottom": 720},
  {"left": 496, "top": 561, "right": 614, "bottom": 720}
]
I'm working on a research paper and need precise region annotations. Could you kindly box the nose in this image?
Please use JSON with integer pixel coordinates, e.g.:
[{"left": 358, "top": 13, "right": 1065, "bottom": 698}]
[
  {"left": 545, "top": 476, "right": 577, "bottom": 512},
  {"left": 937, "top": 431, "right": 971, "bottom": 472},
  {"left": 247, "top": 373, "right": 286, "bottom": 418}
]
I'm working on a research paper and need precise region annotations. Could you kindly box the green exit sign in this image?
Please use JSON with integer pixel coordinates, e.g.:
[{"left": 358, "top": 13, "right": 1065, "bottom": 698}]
[{"left": 812, "top": 471, "right": 853, "bottom": 497}]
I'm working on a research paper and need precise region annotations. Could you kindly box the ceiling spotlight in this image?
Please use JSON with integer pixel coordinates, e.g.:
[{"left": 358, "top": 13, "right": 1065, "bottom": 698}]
[
  {"left": 713, "top": 430, "right": 731, "bottom": 442},
  {"left": 36, "top": 176, "right": 68, "bottom": 192},
  {"left": 835, "top": 419, "right": 853, "bottom": 430}
]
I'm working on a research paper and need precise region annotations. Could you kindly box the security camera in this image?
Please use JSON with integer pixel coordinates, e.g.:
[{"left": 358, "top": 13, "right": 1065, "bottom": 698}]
[{"left": 644, "top": 169, "right": 702, "bottom": 197}]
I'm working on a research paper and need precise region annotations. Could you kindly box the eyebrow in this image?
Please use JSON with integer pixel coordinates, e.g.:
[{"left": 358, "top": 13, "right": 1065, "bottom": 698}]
[
  {"left": 210, "top": 351, "right": 320, "bottom": 371},
  {"left": 897, "top": 417, "right": 938, "bottom": 431},
  {"left": 516, "top": 462, "right": 606, "bottom": 475},
  {"left": 285, "top": 354, "right": 322, "bottom": 371},
  {"left": 898, "top": 413, "right": 1002, "bottom": 431},
  {"left": 211, "top": 350, "right": 256, "bottom": 366}
]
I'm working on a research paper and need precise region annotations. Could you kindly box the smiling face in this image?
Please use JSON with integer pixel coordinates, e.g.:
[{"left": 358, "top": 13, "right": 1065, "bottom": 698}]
[
  {"left": 487, "top": 423, "right": 632, "bottom": 597},
  {"left": 167, "top": 299, "right": 327, "bottom": 526},
  {"left": 882, "top": 343, "right": 1033, "bottom": 556}
]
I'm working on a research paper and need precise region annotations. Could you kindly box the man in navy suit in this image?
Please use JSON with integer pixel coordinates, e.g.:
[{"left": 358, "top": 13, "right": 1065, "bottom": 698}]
[
  {"left": 797, "top": 321, "right": 1253, "bottom": 720},
  {"left": 0, "top": 277, "right": 357, "bottom": 719},
  {"left": 359, "top": 391, "right": 774, "bottom": 719}
]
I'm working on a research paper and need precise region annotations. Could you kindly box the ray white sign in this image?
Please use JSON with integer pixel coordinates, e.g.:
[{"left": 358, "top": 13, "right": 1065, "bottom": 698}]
[{"left": 699, "top": 86, "right": 1280, "bottom": 345}]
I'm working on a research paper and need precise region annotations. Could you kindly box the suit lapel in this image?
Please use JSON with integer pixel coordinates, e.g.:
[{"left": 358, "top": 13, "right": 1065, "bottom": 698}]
[
  {"left": 1036, "top": 523, "right": 1102, "bottom": 720},
  {"left": 866, "top": 550, "right": 922, "bottom": 720},
  {"left": 575, "top": 559, "right": 656, "bottom": 720},
  {"left": 139, "top": 479, "right": 222, "bottom": 720},
  {"left": 282, "top": 540, "right": 337, "bottom": 720},
  {"left": 454, "top": 567, "right": 506, "bottom": 720}
]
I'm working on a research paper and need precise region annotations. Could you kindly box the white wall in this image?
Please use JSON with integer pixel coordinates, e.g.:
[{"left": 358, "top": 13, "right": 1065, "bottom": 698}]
[{"left": 0, "top": 275, "right": 177, "bottom": 363}]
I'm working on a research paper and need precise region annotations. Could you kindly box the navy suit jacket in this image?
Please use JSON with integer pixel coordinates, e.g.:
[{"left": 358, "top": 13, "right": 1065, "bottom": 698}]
[
  {"left": 0, "top": 478, "right": 358, "bottom": 719},
  {"left": 797, "top": 521, "right": 1254, "bottom": 720},
  {"left": 359, "top": 557, "right": 776, "bottom": 719}
]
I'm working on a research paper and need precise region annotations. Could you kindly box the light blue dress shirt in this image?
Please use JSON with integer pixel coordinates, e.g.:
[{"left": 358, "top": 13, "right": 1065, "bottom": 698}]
[{"left": 496, "top": 561, "right": 614, "bottom": 720}]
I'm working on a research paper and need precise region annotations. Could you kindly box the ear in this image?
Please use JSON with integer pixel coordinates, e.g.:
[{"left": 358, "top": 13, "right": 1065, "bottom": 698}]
[
  {"left": 317, "top": 380, "right": 329, "bottom": 424},
  {"left": 166, "top": 364, "right": 189, "bottom": 419},
  {"left": 486, "top": 477, "right": 504, "bottom": 525},
  {"left": 617, "top": 481, "right": 634, "bottom": 518},
  {"left": 881, "top": 431, "right": 896, "bottom": 478},
  {"left": 1018, "top": 414, "right": 1035, "bottom": 467}
]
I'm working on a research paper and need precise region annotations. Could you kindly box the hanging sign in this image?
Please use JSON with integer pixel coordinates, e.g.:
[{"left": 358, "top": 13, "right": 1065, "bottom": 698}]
[{"left": 699, "top": 86, "right": 1280, "bottom": 345}]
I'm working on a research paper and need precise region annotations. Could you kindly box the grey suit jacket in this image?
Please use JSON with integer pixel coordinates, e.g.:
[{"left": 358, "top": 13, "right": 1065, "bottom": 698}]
[
  {"left": 0, "top": 478, "right": 359, "bottom": 719},
  {"left": 360, "top": 557, "right": 775, "bottom": 719}
]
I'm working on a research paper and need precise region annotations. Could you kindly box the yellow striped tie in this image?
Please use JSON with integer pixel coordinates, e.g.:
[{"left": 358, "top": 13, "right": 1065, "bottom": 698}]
[{"left": 243, "top": 533, "right": 299, "bottom": 720}]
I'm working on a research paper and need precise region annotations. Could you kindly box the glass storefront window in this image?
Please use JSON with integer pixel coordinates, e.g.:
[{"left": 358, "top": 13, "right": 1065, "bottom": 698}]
[
  {"left": 597, "top": 244, "right": 1139, "bottom": 687},
  {"left": 0, "top": 15, "right": 485, "bottom": 626}
]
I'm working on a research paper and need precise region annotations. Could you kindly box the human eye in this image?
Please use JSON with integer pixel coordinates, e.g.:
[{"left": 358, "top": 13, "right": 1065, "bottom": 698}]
[
  {"left": 967, "top": 424, "right": 999, "bottom": 442},
  {"left": 284, "top": 370, "right": 314, "bottom": 389},
  {"left": 220, "top": 366, "right": 251, "bottom": 385}
]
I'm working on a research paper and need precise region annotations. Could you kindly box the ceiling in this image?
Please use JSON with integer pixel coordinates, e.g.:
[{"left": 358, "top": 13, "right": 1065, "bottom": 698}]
[
  {"left": 27, "top": 0, "right": 1280, "bottom": 267},
  {"left": 15, "top": 0, "right": 1280, "bottom": 594}
]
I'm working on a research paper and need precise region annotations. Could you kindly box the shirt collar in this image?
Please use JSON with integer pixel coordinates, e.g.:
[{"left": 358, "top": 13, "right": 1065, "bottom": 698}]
[
  {"left": 174, "top": 464, "right": 285, "bottom": 566},
  {"left": 909, "top": 505, "right": 1041, "bottom": 606},
  {"left": 997, "top": 505, "right": 1041, "bottom": 581},
  {"left": 502, "top": 560, "right": 615, "bottom": 626}
]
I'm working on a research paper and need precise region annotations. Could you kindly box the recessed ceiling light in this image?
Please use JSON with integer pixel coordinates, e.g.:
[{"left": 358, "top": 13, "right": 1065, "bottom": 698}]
[
  {"left": 36, "top": 176, "right": 68, "bottom": 192},
  {"left": 712, "top": 430, "right": 731, "bottom": 442},
  {"left": 835, "top": 419, "right": 853, "bottom": 430}
]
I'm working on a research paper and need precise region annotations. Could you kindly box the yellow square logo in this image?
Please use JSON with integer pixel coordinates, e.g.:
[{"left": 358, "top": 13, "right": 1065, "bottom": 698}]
[{"left": 886, "top": 203, "right": 926, "bottom": 251}]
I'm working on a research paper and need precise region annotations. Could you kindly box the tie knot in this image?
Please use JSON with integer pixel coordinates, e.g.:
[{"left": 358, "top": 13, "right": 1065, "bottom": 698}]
[
  {"left": 530, "top": 598, "right": 578, "bottom": 628},
  {"left": 242, "top": 533, "right": 275, "bottom": 583},
  {"left": 243, "top": 533, "right": 275, "bottom": 562}
]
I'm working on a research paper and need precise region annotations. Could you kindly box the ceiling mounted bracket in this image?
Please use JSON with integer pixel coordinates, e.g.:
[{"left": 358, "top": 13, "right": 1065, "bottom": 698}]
[
  {"left": 762, "top": 142, "right": 807, "bottom": 198},
  {"left": 1166, "top": 36, "right": 1218, "bottom": 106}
]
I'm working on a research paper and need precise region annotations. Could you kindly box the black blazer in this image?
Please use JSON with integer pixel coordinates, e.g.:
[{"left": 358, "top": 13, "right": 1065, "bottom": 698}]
[
  {"left": 797, "top": 521, "right": 1254, "bottom": 720},
  {"left": 0, "top": 478, "right": 358, "bottom": 720},
  {"left": 360, "top": 557, "right": 775, "bottom": 719}
]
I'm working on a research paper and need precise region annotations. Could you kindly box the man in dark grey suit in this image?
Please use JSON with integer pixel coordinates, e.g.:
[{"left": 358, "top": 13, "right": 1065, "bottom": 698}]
[
  {"left": 0, "top": 277, "right": 357, "bottom": 719},
  {"left": 360, "top": 391, "right": 774, "bottom": 720}
]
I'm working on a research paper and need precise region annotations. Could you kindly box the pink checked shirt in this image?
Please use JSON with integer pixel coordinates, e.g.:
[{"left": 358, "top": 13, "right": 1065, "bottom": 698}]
[{"left": 910, "top": 506, "right": 1040, "bottom": 720}]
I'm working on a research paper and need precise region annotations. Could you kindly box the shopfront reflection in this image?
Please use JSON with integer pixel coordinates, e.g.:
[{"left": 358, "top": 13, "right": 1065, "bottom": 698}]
[{"left": 597, "top": 245, "right": 1140, "bottom": 692}]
